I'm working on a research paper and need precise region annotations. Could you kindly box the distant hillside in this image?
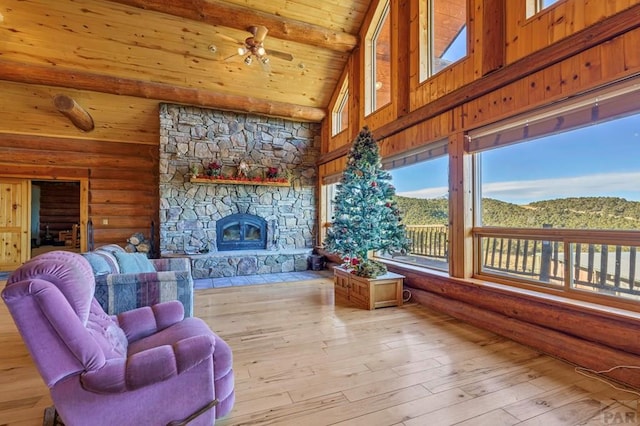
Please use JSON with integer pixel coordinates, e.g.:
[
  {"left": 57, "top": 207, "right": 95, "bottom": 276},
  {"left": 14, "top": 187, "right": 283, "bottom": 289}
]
[
  {"left": 394, "top": 195, "right": 640, "bottom": 229},
  {"left": 395, "top": 196, "right": 449, "bottom": 226}
]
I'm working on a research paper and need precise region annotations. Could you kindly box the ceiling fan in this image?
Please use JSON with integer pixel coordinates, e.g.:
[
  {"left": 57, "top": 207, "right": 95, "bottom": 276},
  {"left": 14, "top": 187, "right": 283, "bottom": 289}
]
[{"left": 216, "top": 25, "right": 294, "bottom": 66}]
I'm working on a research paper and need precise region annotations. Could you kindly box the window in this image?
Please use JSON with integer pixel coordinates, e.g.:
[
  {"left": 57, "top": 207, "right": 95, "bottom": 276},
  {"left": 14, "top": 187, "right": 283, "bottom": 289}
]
[
  {"left": 320, "top": 178, "right": 339, "bottom": 244},
  {"left": 419, "top": 0, "right": 467, "bottom": 82},
  {"left": 470, "top": 78, "right": 640, "bottom": 304},
  {"left": 331, "top": 76, "right": 349, "bottom": 136},
  {"left": 375, "top": 141, "right": 450, "bottom": 271},
  {"left": 364, "top": 0, "right": 391, "bottom": 116},
  {"left": 526, "top": 0, "right": 561, "bottom": 18}
]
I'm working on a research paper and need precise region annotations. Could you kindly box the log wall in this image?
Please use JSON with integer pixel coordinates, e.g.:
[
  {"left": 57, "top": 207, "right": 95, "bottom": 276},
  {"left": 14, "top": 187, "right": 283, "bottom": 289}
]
[
  {"left": 0, "top": 133, "right": 159, "bottom": 250},
  {"left": 0, "top": 78, "right": 161, "bottom": 251},
  {"left": 388, "top": 265, "right": 640, "bottom": 390}
]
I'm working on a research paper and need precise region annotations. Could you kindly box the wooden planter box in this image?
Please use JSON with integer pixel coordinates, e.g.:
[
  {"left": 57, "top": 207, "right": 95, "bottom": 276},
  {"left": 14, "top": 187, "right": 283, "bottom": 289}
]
[{"left": 334, "top": 267, "right": 404, "bottom": 310}]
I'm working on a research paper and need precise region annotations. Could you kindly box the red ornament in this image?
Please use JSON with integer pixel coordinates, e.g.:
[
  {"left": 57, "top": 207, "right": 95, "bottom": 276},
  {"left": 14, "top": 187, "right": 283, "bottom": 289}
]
[{"left": 371, "top": 181, "right": 377, "bottom": 187}]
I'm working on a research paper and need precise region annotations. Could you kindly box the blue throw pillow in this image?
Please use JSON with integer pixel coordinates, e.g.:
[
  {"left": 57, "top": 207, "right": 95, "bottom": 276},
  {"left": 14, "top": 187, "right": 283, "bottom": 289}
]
[
  {"left": 82, "top": 252, "right": 115, "bottom": 276},
  {"left": 112, "top": 251, "right": 155, "bottom": 274}
]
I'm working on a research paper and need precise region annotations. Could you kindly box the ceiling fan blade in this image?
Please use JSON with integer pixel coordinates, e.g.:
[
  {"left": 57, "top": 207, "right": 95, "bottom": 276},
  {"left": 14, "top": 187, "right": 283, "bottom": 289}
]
[
  {"left": 223, "top": 53, "right": 240, "bottom": 62},
  {"left": 251, "top": 25, "right": 269, "bottom": 44},
  {"left": 267, "top": 49, "right": 294, "bottom": 62},
  {"left": 216, "top": 32, "right": 243, "bottom": 45}
]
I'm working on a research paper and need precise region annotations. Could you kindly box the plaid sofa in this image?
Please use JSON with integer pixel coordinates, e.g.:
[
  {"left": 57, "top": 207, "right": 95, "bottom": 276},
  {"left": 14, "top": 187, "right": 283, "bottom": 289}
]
[{"left": 82, "top": 244, "right": 194, "bottom": 317}]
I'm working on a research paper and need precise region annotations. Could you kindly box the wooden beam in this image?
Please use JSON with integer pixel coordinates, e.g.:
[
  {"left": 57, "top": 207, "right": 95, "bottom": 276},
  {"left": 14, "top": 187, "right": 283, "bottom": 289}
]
[
  {"left": 106, "top": 0, "right": 358, "bottom": 53},
  {"left": 53, "top": 94, "right": 95, "bottom": 132},
  {"left": 0, "top": 60, "right": 326, "bottom": 122}
]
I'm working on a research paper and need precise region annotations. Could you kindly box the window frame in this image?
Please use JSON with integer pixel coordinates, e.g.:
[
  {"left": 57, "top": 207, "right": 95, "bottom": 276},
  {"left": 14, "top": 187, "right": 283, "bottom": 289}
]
[
  {"left": 469, "top": 77, "right": 640, "bottom": 310},
  {"left": 331, "top": 76, "right": 349, "bottom": 137},
  {"left": 364, "top": 0, "right": 391, "bottom": 116},
  {"left": 373, "top": 140, "right": 451, "bottom": 273},
  {"left": 319, "top": 177, "right": 340, "bottom": 245},
  {"left": 418, "top": 0, "right": 468, "bottom": 83},
  {"left": 525, "top": 0, "right": 563, "bottom": 19}
]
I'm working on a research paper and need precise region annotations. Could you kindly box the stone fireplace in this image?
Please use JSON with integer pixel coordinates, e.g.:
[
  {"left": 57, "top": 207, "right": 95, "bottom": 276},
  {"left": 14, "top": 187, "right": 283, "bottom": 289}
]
[{"left": 158, "top": 104, "right": 321, "bottom": 278}]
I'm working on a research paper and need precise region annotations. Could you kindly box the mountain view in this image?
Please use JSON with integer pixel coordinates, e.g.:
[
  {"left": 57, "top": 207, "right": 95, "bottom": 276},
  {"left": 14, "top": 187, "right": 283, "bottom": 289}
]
[{"left": 395, "top": 196, "right": 640, "bottom": 230}]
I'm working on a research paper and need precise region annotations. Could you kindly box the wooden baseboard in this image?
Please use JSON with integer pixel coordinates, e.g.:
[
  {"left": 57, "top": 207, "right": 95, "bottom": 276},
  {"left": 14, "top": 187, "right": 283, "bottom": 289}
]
[{"left": 408, "top": 286, "right": 640, "bottom": 390}]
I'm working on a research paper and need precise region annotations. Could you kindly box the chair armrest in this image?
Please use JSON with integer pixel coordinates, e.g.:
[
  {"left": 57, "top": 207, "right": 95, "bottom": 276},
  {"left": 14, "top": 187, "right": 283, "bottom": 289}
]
[
  {"left": 117, "top": 301, "right": 184, "bottom": 342},
  {"left": 81, "top": 335, "right": 215, "bottom": 393}
]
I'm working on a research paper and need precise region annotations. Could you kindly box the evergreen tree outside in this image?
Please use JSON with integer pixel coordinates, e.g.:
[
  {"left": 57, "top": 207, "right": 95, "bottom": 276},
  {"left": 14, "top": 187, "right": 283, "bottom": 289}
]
[{"left": 324, "top": 126, "right": 410, "bottom": 278}]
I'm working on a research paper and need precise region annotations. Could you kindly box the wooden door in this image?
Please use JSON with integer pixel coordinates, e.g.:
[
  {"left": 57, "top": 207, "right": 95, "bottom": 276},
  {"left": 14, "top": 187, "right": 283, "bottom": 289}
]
[{"left": 0, "top": 179, "right": 30, "bottom": 271}]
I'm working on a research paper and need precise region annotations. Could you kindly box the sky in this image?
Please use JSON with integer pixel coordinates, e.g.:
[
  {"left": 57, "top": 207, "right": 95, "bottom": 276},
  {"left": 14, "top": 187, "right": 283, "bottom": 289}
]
[{"left": 392, "top": 113, "right": 640, "bottom": 205}]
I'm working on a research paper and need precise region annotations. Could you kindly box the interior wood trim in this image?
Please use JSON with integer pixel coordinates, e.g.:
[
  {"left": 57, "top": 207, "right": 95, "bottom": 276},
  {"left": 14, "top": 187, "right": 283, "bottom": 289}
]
[
  {"left": 105, "top": 0, "right": 358, "bottom": 53},
  {"left": 0, "top": 60, "right": 326, "bottom": 122},
  {"left": 481, "top": 0, "right": 505, "bottom": 76}
]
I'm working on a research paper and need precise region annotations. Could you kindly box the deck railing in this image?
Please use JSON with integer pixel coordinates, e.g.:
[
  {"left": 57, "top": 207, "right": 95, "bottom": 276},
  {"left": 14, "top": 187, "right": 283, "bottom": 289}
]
[
  {"left": 480, "top": 235, "right": 640, "bottom": 299},
  {"left": 405, "top": 225, "right": 448, "bottom": 258},
  {"left": 403, "top": 224, "right": 640, "bottom": 300}
]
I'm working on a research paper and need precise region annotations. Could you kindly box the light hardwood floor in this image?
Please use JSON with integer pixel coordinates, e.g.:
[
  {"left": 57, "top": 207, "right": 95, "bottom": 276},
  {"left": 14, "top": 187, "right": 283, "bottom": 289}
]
[{"left": 1, "top": 276, "right": 639, "bottom": 425}]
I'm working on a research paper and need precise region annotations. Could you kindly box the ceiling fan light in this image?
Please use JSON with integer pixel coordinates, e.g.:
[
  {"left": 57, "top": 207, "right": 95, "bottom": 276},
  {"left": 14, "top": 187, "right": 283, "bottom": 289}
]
[
  {"left": 244, "top": 56, "right": 253, "bottom": 65},
  {"left": 257, "top": 46, "right": 266, "bottom": 56},
  {"left": 261, "top": 57, "right": 270, "bottom": 64},
  {"left": 237, "top": 47, "right": 246, "bottom": 56}
]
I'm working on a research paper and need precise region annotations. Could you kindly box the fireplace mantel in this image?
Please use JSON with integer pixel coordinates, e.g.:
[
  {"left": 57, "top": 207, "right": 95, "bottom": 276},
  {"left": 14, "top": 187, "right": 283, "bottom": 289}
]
[{"left": 189, "top": 177, "right": 291, "bottom": 187}]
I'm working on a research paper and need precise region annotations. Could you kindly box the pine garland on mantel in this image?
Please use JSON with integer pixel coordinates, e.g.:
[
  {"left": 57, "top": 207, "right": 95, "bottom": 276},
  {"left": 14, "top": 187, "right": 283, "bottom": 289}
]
[
  {"left": 189, "top": 177, "right": 291, "bottom": 186},
  {"left": 189, "top": 161, "right": 291, "bottom": 186}
]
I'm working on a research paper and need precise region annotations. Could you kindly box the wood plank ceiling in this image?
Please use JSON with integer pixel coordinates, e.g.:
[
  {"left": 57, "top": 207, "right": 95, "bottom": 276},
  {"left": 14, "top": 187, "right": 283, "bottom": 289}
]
[{"left": 0, "top": 0, "right": 371, "bottom": 122}]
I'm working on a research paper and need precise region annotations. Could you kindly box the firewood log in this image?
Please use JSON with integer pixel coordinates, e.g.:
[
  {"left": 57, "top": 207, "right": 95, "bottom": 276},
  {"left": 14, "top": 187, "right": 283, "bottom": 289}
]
[
  {"left": 136, "top": 242, "right": 151, "bottom": 253},
  {"left": 128, "top": 232, "right": 145, "bottom": 246}
]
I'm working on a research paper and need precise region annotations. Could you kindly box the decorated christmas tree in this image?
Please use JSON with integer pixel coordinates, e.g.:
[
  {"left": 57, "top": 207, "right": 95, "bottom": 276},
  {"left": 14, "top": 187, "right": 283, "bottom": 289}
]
[{"left": 325, "top": 126, "right": 410, "bottom": 278}]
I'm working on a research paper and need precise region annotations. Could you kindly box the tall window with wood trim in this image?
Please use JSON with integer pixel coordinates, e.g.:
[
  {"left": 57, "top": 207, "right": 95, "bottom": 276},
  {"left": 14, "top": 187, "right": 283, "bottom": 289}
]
[
  {"left": 375, "top": 141, "right": 450, "bottom": 271},
  {"left": 525, "top": 0, "right": 562, "bottom": 18},
  {"left": 320, "top": 179, "right": 340, "bottom": 244},
  {"left": 331, "top": 76, "right": 349, "bottom": 136},
  {"left": 364, "top": 0, "right": 392, "bottom": 116},
  {"left": 419, "top": 0, "right": 467, "bottom": 82},
  {"left": 468, "top": 77, "right": 640, "bottom": 307}
]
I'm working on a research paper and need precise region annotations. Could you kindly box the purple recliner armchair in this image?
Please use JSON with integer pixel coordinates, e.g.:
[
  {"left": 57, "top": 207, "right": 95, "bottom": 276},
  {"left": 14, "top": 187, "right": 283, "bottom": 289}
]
[{"left": 1, "top": 251, "right": 234, "bottom": 426}]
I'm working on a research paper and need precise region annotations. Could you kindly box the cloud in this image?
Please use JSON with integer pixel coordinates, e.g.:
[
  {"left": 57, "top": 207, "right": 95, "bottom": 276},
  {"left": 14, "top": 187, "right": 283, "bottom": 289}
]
[
  {"left": 397, "top": 186, "right": 449, "bottom": 198},
  {"left": 484, "top": 172, "right": 640, "bottom": 203},
  {"left": 397, "top": 172, "right": 640, "bottom": 203},
  {"left": 397, "top": 186, "right": 449, "bottom": 199}
]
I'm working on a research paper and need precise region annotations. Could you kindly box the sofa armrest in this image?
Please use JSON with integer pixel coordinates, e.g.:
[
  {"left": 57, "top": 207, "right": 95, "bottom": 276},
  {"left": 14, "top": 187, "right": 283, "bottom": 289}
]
[
  {"left": 93, "top": 271, "right": 194, "bottom": 317},
  {"left": 150, "top": 257, "right": 192, "bottom": 273}
]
